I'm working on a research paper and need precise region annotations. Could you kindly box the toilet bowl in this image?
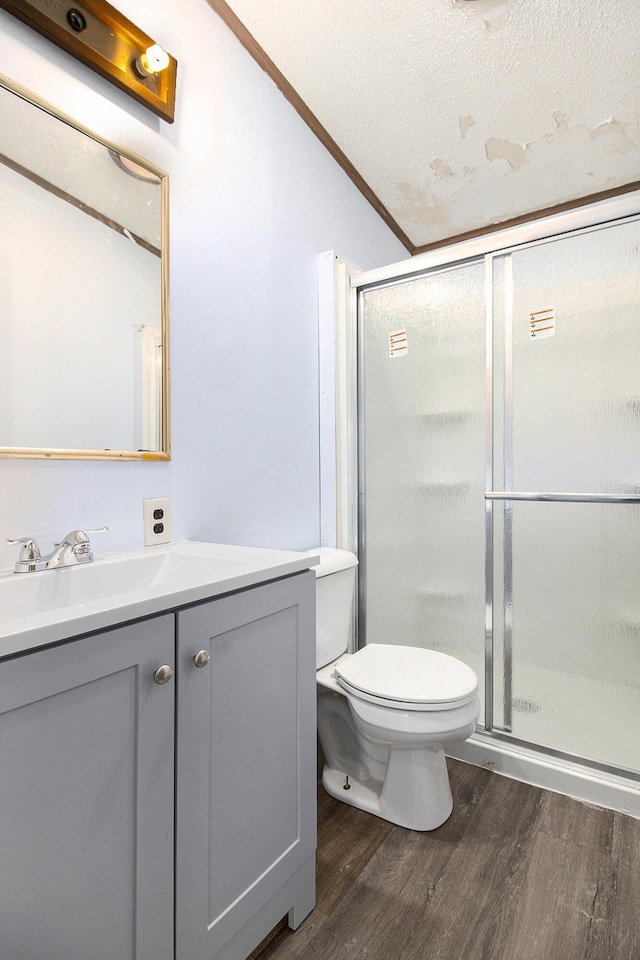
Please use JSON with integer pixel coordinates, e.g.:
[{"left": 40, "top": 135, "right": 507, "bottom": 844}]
[{"left": 312, "top": 548, "right": 480, "bottom": 831}]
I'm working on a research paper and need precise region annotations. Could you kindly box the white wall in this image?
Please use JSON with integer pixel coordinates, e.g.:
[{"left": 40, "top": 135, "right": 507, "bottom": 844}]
[{"left": 0, "top": 0, "right": 405, "bottom": 569}]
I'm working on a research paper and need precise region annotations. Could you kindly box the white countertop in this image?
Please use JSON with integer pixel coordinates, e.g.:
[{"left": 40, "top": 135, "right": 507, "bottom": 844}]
[{"left": 0, "top": 540, "right": 318, "bottom": 659}]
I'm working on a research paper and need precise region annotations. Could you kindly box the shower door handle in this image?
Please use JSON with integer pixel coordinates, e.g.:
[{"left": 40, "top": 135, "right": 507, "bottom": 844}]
[{"left": 485, "top": 492, "right": 640, "bottom": 503}]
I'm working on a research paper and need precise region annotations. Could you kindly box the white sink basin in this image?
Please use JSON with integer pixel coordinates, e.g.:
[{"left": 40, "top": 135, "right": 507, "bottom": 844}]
[{"left": 0, "top": 541, "right": 318, "bottom": 656}]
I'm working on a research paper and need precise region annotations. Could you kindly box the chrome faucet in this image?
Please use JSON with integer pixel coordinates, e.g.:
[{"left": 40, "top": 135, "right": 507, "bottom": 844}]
[{"left": 6, "top": 527, "right": 108, "bottom": 573}]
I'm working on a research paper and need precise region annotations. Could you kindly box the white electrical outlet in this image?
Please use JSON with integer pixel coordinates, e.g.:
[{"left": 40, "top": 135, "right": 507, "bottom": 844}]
[{"left": 143, "top": 498, "right": 171, "bottom": 546}]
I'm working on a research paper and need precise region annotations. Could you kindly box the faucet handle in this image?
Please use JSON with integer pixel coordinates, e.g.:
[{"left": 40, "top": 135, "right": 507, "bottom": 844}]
[
  {"left": 76, "top": 527, "right": 108, "bottom": 558},
  {"left": 51, "top": 527, "right": 109, "bottom": 566},
  {"left": 52, "top": 527, "right": 108, "bottom": 561},
  {"left": 6, "top": 537, "right": 42, "bottom": 562},
  {"left": 54, "top": 527, "right": 109, "bottom": 546}
]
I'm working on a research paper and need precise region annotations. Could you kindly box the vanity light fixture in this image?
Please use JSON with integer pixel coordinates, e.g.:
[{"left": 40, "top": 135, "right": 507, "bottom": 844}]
[
  {"left": 134, "top": 44, "right": 171, "bottom": 79},
  {"left": 0, "top": 0, "right": 178, "bottom": 122}
]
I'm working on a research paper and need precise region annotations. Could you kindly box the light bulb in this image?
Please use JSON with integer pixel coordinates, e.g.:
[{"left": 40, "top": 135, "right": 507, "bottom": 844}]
[{"left": 139, "top": 44, "right": 170, "bottom": 75}]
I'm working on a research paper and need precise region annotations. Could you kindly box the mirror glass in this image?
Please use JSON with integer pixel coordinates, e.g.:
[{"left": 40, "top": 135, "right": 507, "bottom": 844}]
[{"left": 0, "top": 75, "right": 169, "bottom": 460}]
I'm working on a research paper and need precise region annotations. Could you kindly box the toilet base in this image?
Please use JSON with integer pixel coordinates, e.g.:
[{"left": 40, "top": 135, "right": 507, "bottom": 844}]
[
  {"left": 322, "top": 765, "right": 385, "bottom": 819},
  {"left": 321, "top": 740, "right": 454, "bottom": 832}
]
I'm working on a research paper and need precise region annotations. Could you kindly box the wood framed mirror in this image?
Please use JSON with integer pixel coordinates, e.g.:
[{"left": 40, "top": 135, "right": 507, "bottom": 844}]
[{"left": 0, "top": 74, "right": 170, "bottom": 460}]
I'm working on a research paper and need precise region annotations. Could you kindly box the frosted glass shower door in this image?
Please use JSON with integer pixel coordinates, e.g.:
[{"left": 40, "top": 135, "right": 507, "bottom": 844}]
[
  {"left": 492, "top": 219, "right": 640, "bottom": 772},
  {"left": 360, "top": 262, "right": 486, "bottom": 708}
]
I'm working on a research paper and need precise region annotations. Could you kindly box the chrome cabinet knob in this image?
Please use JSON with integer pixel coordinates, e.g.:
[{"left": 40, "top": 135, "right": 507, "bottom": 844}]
[
  {"left": 193, "top": 649, "right": 211, "bottom": 668},
  {"left": 153, "top": 664, "right": 174, "bottom": 685}
]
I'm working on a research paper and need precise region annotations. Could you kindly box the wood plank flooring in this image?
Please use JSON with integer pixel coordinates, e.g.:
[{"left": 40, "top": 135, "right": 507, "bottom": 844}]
[{"left": 254, "top": 759, "right": 640, "bottom": 960}]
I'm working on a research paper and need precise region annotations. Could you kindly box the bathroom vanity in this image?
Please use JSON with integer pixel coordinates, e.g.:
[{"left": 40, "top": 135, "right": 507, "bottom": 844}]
[{"left": 0, "top": 541, "right": 317, "bottom": 960}]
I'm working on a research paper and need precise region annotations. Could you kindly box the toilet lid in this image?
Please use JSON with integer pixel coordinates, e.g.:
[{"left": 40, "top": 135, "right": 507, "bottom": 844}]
[{"left": 335, "top": 644, "right": 477, "bottom": 707}]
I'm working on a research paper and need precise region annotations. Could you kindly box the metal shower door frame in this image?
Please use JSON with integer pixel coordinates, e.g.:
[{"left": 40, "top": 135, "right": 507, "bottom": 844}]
[
  {"left": 484, "top": 219, "right": 640, "bottom": 780},
  {"left": 354, "top": 195, "right": 640, "bottom": 782}
]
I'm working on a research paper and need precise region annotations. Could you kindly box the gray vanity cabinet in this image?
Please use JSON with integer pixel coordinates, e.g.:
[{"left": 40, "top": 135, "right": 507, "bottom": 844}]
[
  {"left": 175, "top": 572, "right": 317, "bottom": 960},
  {"left": 0, "top": 568, "right": 316, "bottom": 960},
  {"left": 0, "top": 614, "right": 176, "bottom": 960}
]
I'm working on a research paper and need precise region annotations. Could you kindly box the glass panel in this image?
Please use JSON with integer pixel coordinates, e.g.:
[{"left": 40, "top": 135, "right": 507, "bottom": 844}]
[
  {"left": 361, "top": 263, "right": 486, "bottom": 708},
  {"left": 499, "top": 501, "right": 640, "bottom": 772},
  {"left": 500, "top": 219, "right": 640, "bottom": 493},
  {"left": 493, "top": 217, "right": 640, "bottom": 766}
]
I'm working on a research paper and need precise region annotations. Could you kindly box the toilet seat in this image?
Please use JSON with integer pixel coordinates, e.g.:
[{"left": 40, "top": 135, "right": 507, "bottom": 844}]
[{"left": 334, "top": 644, "right": 478, "bottom": 712}]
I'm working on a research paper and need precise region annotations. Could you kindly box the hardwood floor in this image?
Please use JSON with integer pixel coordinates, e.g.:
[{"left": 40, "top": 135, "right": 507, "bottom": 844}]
[{"left": 254, "top": 760, "right": 640, "bottom": 960}]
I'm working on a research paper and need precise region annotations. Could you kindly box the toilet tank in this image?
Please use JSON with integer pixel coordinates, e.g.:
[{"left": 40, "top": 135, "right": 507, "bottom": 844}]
[{"left": 310, "top": 548, "right": 359, "bottom": 669}]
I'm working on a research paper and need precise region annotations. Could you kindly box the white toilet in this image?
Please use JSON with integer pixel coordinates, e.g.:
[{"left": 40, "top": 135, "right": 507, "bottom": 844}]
[{"left": 313, "top": 548, "right": 480, "bottom": 831}]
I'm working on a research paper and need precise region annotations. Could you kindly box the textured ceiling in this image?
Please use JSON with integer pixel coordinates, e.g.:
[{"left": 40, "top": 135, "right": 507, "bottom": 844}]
[{"left": 212, "top": 0, "right": 640, "bottom": 253}]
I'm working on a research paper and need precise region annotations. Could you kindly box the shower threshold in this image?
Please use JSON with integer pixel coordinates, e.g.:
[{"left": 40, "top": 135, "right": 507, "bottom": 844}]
[{"left": 447, "top": 728, "right": 640, "bottom": 819}]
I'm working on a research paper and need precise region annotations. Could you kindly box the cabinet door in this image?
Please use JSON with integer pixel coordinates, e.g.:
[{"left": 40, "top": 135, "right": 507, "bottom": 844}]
[
  {"left": 175, "top": 573, "right": 316, "bottom": 960},
  {"left": 0, "top": 616, "right": 175, "bottom": 960}
]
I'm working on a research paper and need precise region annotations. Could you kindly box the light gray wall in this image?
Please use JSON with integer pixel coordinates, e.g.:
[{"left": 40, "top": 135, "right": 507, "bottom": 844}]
[{"left": 0, "top": 0, "right": 405, "bottom": 569}]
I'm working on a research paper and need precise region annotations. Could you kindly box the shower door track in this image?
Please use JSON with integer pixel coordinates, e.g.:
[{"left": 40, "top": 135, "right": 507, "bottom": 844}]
[
  {"left": 472, "top": 725, "right": 640, "bottom": 784},
  {"left": 486, "top": 493, "right": 640, "bottom": 502}
]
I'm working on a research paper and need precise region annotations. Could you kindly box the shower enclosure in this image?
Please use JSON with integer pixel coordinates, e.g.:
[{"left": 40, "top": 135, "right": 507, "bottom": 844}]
[{"left": 357, "top": 208, "right": 640, "bottom": 779}]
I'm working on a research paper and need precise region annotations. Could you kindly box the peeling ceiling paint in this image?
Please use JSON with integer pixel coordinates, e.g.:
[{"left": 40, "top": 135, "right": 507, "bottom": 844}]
[
  {"left": 452, "top": 0, "right": 510, "bottom": 33},
  {"left": 217, "top": 0, "right": 640, "bottom": 250}
]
